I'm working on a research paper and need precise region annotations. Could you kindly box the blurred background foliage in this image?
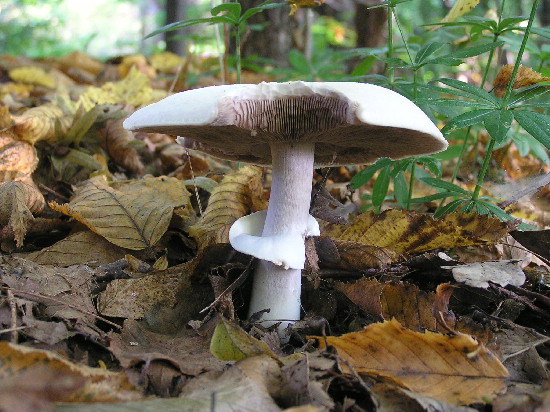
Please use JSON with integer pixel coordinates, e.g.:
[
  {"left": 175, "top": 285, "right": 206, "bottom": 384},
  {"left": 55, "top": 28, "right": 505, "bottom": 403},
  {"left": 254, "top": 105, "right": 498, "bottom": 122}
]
[{"left": 1, "top": 0, "right": 547, "bottom": 60}]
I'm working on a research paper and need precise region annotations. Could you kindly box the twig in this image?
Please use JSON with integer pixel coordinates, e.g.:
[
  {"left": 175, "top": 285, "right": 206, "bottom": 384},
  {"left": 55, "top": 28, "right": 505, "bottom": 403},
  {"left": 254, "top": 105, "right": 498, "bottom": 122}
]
[
  {"left": 1, "top": 286, "right": 122, "bottom": 330},
  {"left": 200, "top": 257, "right": 254, "bottom": 314},
  {"left": 38, "top": 183, "right": 70, "bottom": 202},
  {"left": 6, "top": 289, "right": 18, "bottom": 343},
  {"left": 0, "top": 326, "right": 28, "bottom": 335}
]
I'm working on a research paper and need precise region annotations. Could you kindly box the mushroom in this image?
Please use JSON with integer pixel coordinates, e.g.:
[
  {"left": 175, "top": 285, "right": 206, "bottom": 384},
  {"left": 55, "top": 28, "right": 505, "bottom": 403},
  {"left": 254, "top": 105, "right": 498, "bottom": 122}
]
[{"left": 123, "top": 81, "right": 447, "bottom": 339}]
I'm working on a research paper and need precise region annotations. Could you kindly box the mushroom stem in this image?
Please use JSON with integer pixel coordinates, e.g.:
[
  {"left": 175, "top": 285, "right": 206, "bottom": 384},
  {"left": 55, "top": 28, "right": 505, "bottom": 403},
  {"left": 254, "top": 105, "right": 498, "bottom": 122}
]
[{"left": 247, "top": 142, "right": 315, "bottom": 337}]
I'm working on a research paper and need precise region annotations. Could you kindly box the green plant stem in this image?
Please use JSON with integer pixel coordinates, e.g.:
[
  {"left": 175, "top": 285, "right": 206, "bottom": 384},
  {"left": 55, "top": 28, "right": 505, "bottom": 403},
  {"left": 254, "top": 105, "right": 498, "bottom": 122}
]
[
  {"left": 406, "top": 162, "right": 416, "bottom": 209},
  {"left": 386, "top": 4, "right": 394, "bottom": 84},
  {"left": 235, "top": 24, "right": 241, "bottom": 84},
  {"left": 472, "top": 0, "right": 538, "bottom": 202},
  {"left": 500, "top": 0, "right": 539, "bottom": 105},
  {"left": 471, "top": 138, "right": 495, "bottom": 201},
  {"left": 393, "top": 6, "right": 413, "bottom": 64}
]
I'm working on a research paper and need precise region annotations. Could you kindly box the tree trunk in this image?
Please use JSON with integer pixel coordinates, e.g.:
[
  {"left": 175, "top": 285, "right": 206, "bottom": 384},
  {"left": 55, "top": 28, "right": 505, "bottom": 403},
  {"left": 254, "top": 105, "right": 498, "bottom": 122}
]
[
  {"left": 541, "top": 0, "right": 550, "bottom": 26},
  {"left": 354, "top": 0, "right": 387, "bottom": 49},
  {"left": 165, "top": 0, "right": 198, "bottom": 55},
  {"left": 238, "top": 0, "right": 300, "bottom": 66}
]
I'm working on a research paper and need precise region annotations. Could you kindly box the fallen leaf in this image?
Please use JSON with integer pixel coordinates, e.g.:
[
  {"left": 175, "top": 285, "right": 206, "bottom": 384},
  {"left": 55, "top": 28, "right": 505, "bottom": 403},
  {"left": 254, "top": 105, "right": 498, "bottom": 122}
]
[
  {"left": 0, "top": 133, "right": 39, "bottom": 181},
  {"left": 0, "top": 342, "right": 141, "bottom": 403},
  {"left": 179, "top": 355, "right": 283, "bottom": 412},
  {"left": 102, "top": 115, "right": 145, "bottom": 175},
  {"left": 313, "top": 319, "right": 509, "bottom": 405},
  {"left": 369, "top": 382, "right": 477, "bottom": 412},
  {"left": 510, "top": 229, "right": 550, "bottom": 262},
  {"left": 189, "top": 165, "right": 265, "bottom": 249},
  {"left": 0, "top": 181, "right": 44, "bottom": 246},
  {"left": 78, "top": 66, "right": 158, "bottom": 111},
  {"left": 97, "top": 268, "right": 183, "bottom": 319},
  {"left": 322, "top": 210, "right": 511, "bottom": 254},
  {"left": 320, "top": 238, "right": 401, "bottom": 270},
  {"left": 26, "top": 231, "right": 129, "bottom": 267},
  {"left": 439, "top": 0, "right": 481, "bottom": 24},
  {"left": 12, "top": 102, "right": 72, "bottom": 144},
  {"left": 8, "top": 66, "right": 55, "bottom": 89},
  {"left": 149, "top": 51, "right": 185, "bottom": 74},
  {"left": 49, "top": 175, "right": 192, "bottom": 250},
  {"left": 210, "top": 317, "right": 279, "bottom": 362},
  {"left": 444, "top": 260, "right": 526, "bottom": 288},
  {"left": 493, "top": 65, "right": 550, "bottom": 98},
  {"left": 108, "top": 319, "right": 227, "bottom": 377}
]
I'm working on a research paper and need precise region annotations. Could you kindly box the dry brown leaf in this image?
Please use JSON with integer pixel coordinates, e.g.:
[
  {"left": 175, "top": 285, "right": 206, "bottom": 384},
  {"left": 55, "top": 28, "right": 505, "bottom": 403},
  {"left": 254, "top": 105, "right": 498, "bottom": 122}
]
[
  {"left": 493, "top": 65, "right": 550, "bottom": 98},
  {"left": 49, "top": 175, "right": 192, "bottom": 250},
  {"left": 0, "top": 181, "right": 44, "bottom": 246},
  {"left": 0, "top": 133, "right": 39, "bottom": 181},
  {"left": 57, "top": 50, "right": 105, "bottom": 77},
  {"left": 97, "top": 269, "right": 183, "bottom": 319},
  {"left": 11, "top": 102, "right": 72, "bottom": 144},
  {"left": 322, "top": 210, "right": 511, "bottom": 254},
  {"left": 336, "top": 279, "right": 454, "bottom": 332},
  {"left": 189, "top": 165, "right": 265, "bottom": 248},
  {"left": 26, "top": 231, "right": 128, "bottom": 267},
  {"left": 102, "top": 115, "right": 145, "bottom": 175},
  {"left": 0, "top": 342, "right": 141, "bottom": 403},
  {"left": 323, "top": 238, "right": 401, "bottom": 270},
  {"left": 313, "top": 319, "right": 509, "bottom": 405}
]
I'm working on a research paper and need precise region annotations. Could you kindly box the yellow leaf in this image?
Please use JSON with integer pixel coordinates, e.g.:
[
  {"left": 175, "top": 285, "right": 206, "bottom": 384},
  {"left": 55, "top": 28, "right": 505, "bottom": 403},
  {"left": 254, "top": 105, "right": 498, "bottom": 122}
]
[
  {"left": 441, "top": 0, "right": 481, "bottom": 23},
  {"left": 49, "top": 175, "right": 192, "bottom": 250},
  {"left": 8, "top": 66, "right": 55, "bottom": 88},
  {"left": 189, "top": 165, "right": 265, "bottom": 249},
  {"left": 312, "top": 319, "right": 509, "bottom": 405},
  {"left": 0, "top": 342, "right": 140, "bottom": 403},
  {"left": 149, "top": 51, "right": 186, "bottom": 74},
  {"left": 78, "top": 66, "right": 160, "bottom": 111},
  {"left": 322, "top": 209, "right": 511, "bottom": 254},
  {"left": 287, "top": 0, "right": 325, "bottom": 15},
  {"left": 210, "top": 317, "right": 279, "bottom": 362},
  {"left": 11, "top": 103, "right": 72, "bottom": 144},
  {"left": 493, "top": 64, "right": 550, "bottom": 97}
]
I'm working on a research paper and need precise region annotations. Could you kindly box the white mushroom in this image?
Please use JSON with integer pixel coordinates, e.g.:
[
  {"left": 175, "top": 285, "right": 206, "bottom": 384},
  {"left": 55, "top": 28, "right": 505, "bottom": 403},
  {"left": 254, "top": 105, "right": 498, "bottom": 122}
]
[{"left": 124, "top": 81, "right": 448, "bottom": 340}]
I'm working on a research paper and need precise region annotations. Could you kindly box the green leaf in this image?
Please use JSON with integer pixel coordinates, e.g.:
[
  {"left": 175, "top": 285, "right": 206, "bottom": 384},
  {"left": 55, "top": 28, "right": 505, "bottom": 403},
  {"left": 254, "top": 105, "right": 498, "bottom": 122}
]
[
  {"left": 421, "top": 177, "right": 472, "bottom": 195},
  {"left": 484, "top": 110, "right": 513, "bottom": 143},
  {"left": 350, "top": 158, "right": 393, "bottom": 189},
  {"left": 424, "top": 56, "right": 463, "bottom": 66},
  {"left": 441, "top": 109, "right": 495, "bottom": 134},
  {"left": 439, "top": 78, "right": 499, "bottom": 105},
  {"left": 415, "top": 42, "right": 447, "bottom": 65},
  {"left": 417, "top": 156, "right": 442, "bottom": 177},
  {"left": 434, "top": 199, "right": 467, "bottom": 218},
  {"left": 477, "top": 201, "right": 514, "bottom": 221},
  {"left": 508, "top": 86, "right": 550, "bottom": 108},
  {"left": 416, "top": 98, "right": 495, "bottom": 109},
  {"left": 372, "top": 166, "right": 391, "bottom": 208},
  {"left": 445, "top": 41, "right": 504, "bottom": 58},
  {"left": 145, "top": 16, "right": 230, "bottom": 38},
  {"left": 211, "top": 2, "right": 241, "bottom": 21},
  {"left": 409, "top": 191, "right": 466, "bottom": 203},
  {"left": 393, "top": 171, "right": 409, "bottom": 208},
  {"left": 514, "top": 110, "right": 550, "bottom": 149},
  {"left": 288, "top": 49, "right": 311, "bottom": 74},
  {"left": 497, "top": 17, "right": 527, "bottom": 31},
  {"left": 240, "top": 1, "right": 285, "bottom": 22}
]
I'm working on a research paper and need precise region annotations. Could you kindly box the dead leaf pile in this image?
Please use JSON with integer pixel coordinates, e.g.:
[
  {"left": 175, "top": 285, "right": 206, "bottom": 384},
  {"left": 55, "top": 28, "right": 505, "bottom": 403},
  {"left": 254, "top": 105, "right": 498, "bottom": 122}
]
[{"left": 0, "top": 49, "right": 549, "bottom": 412}]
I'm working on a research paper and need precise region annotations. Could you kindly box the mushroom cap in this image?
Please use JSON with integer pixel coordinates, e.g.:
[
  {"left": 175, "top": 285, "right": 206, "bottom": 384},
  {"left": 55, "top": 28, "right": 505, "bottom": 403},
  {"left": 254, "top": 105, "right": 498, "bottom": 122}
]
[{"left": 124, "top": 81, "right": 447, "bottom": 166}]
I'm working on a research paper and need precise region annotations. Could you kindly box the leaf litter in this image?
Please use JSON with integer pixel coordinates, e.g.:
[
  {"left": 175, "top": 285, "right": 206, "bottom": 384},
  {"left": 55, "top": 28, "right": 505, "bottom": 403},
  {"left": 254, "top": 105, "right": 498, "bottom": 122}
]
[{"left": 0, "top": 51, "right": 549, "bottom": 412}]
